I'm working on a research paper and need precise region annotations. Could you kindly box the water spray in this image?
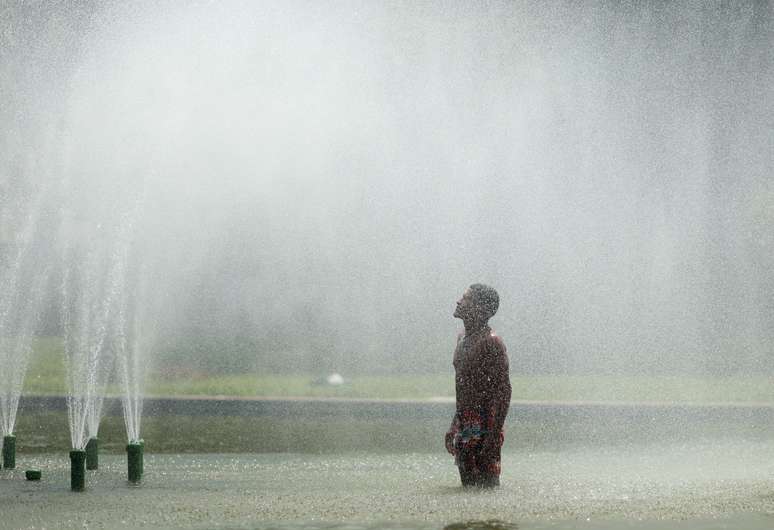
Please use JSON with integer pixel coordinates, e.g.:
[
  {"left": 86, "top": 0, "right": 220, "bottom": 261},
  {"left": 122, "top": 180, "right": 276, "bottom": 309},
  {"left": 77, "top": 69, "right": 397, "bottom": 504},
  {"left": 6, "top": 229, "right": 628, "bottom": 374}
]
[
  {"left": 70, "top": 449, "right": 86, "bottom": 491},
  {"left": 86, "top": 437, "right": 99, "bottom": 470},
  {"left": 3, "top": 434, "right": 16, "bottom": 469},
  {"left": 127, "top": 441, "right": 142, "bottom": 483}
]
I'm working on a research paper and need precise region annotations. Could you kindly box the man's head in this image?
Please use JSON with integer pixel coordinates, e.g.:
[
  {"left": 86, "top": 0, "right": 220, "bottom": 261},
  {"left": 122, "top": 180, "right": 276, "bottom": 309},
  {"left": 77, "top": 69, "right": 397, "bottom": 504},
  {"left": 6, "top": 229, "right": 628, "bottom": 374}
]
[{"left": 454, "top": 283, "right": 499, "bottom": 322}]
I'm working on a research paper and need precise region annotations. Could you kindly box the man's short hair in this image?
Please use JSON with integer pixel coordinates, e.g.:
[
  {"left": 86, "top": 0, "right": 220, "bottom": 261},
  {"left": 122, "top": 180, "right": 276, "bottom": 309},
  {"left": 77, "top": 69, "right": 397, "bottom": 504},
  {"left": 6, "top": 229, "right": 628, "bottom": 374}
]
[{"left": 469, "top": 283, "right": 499, "bottom": 320}]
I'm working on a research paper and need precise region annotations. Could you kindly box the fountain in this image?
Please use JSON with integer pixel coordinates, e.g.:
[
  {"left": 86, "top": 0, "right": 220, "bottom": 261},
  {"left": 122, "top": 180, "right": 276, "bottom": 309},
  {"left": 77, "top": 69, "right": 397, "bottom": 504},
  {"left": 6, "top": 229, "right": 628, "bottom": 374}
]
[
  {"left": 114, "top": 256, "right": 154, "bottom": 483},
  {"left": 0, "top": 178, "right": 54, "bottom": 470},
  {"left": 59, "top": 198, "right": 139, "bottom": 488},
  {"left": 1, "top": 0, "right": 773, "bottom": 527}
]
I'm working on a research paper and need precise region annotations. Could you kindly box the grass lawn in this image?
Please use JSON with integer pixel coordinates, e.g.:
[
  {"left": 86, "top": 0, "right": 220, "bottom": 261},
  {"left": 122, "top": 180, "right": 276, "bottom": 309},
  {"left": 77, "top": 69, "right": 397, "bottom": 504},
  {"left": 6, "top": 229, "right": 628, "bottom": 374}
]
[{"left": 20, "top": 337, "right": 774, "bottom": 403}]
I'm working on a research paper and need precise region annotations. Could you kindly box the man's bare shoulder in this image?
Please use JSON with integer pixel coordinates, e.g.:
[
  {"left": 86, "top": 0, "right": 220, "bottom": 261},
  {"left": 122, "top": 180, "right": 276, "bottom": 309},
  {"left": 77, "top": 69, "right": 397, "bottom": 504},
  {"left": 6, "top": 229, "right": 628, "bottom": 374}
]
[{"left": 486, "top": 331, "right": 507, "bottom": 353}]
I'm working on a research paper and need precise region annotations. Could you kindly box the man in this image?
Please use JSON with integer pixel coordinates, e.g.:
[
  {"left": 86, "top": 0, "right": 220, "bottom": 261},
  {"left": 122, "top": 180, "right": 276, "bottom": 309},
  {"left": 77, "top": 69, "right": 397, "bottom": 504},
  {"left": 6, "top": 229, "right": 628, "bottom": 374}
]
[{"left": 445, "top": 283, "right": 511, "bottom": 488}]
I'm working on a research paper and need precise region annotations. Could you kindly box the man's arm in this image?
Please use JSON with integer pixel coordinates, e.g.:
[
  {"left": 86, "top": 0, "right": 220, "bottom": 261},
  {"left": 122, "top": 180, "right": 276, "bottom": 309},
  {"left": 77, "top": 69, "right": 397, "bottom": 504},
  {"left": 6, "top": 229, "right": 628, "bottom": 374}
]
[
  {"left": 446, "top": 334, "right": 464, "bottom": 455},
  {"left": 445, "top": 368, "right": 460, "bottom": 455},
  {"left": 445, "top": 413, "right": 460, "bottom": 455},
  {"left": 483, "top": 335, "right": 511, "bottom": 435}
]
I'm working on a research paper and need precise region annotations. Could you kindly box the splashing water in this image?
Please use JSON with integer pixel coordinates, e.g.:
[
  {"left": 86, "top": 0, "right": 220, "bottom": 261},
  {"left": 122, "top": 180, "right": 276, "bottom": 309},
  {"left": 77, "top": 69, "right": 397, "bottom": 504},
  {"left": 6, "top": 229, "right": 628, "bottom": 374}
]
[
  {"left": 2, "top": 2, "right": 773, "bottom": 455},
  {"left": 0, "top": 184, "right": 52, "bottom": 439},
  {"left": 61, "top": 203, "right": 136, "bottom": 449},
  {"left": 114, "top": 266, "right": 153, "bottom": 443},
  {"left": 111, "top": 196, "right": 155, "bottom": 444}
]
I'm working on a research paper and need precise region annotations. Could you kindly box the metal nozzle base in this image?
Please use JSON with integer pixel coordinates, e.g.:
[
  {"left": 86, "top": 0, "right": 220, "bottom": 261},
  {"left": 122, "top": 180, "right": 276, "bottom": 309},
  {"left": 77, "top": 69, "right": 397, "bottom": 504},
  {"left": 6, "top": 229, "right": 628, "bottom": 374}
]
[
  {"left": 70, "top": 450, "right": 86, "bottom": 492},
  {"left": 86, "top": 437, "right": 99, "bottom": 470},
  {"left": 127, "top": 442, "right": 142, "bottom": 483},
  {"left": 3, "top": 434, "right": 16, "bottom": 469}
]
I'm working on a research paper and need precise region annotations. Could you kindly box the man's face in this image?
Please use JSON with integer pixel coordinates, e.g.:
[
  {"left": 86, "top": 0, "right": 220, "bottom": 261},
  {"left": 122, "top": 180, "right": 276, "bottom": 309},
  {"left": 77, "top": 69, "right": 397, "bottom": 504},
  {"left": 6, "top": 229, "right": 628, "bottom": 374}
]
[{"left": 454, "top": 288, "right": 476, "bottom": 319}]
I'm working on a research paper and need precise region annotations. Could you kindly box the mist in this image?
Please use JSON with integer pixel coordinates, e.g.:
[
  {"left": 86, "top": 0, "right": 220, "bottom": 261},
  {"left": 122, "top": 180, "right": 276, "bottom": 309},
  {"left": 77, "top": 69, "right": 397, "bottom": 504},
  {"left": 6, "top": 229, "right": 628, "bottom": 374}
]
[{"left": 1, "top": 1, "right": 772, "bottom": 377}]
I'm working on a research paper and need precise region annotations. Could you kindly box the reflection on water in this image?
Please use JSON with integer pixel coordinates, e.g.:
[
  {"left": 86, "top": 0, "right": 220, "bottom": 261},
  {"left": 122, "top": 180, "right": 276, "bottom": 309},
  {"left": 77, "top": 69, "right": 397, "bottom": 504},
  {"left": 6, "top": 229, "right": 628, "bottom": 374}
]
[{"left": 444, "top": 521, "right": 518, "bottom": 530}]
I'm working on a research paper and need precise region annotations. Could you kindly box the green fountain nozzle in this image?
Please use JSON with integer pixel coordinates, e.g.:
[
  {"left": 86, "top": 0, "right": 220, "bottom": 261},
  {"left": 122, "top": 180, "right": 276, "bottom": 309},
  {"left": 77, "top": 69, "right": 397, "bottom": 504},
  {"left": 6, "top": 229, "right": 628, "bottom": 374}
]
[
  {"left": 127, "top": 442, "right": 142, "bottom": 483},
  {"left": 70, "top": 449, "right": 86, "bottom": 491},
  {"left": 86, "top": 437, "right": 99, "bottom": 470},
  {"left": 25, "top": 469, "right": 41, "bottom": 481},
  {"left": 3, "top": 434, "right": 16, "bottom": 469}
]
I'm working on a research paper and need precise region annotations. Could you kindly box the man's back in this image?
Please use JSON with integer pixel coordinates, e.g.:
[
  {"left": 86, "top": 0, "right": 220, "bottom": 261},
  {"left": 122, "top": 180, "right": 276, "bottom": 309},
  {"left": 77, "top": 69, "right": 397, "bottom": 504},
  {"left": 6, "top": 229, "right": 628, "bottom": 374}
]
[{"left": 453, "top": 327, "right": 510, "bottom": 415}]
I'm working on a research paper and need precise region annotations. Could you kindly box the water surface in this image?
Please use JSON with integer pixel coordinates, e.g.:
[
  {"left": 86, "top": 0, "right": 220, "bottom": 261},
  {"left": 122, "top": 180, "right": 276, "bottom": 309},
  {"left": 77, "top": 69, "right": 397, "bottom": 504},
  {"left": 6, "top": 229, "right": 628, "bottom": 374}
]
[{"left": 3, "top": 440, "right": 774, "bottom": 529}]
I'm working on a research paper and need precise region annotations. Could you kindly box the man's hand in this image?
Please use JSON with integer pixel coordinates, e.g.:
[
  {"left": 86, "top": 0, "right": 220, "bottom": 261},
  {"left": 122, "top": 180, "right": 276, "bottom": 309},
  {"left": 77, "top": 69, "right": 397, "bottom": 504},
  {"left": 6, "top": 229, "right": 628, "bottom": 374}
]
[
  {"left": 481, "top": 430, "right": 504, "bottom": 456},
  {"left": 445, "top": 430, "right": 456, "bottom": 455}
]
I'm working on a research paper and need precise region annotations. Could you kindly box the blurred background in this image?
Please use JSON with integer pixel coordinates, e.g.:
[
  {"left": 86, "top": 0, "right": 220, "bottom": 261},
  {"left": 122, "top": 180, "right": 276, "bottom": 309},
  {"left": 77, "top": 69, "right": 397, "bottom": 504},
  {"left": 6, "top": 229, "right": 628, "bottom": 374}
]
[{"left": 1, "top": 0, "right": 772, "bottom": 387}]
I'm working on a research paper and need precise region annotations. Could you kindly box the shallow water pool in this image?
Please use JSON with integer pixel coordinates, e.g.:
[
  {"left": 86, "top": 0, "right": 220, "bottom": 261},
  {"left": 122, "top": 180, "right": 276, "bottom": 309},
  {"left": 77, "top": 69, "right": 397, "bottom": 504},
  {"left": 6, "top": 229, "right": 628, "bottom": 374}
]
[{"left": 2, "top": 439, "right": 774, "bottom": 529}]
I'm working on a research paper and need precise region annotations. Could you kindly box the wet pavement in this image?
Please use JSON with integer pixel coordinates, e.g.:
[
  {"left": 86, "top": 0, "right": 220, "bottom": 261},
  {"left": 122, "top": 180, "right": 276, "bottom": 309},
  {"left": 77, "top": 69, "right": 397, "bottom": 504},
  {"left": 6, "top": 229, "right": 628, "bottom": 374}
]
[{"left": 3, "top": 440, "right": 774, "bottom": 529}]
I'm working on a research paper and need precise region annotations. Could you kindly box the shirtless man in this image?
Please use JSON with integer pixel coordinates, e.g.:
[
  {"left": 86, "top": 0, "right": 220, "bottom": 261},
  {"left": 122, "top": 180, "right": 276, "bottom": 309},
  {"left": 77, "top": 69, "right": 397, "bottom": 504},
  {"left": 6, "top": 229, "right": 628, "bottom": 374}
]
[{"left": 445, "top": 284, "right": 511, "bottom": 488}]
